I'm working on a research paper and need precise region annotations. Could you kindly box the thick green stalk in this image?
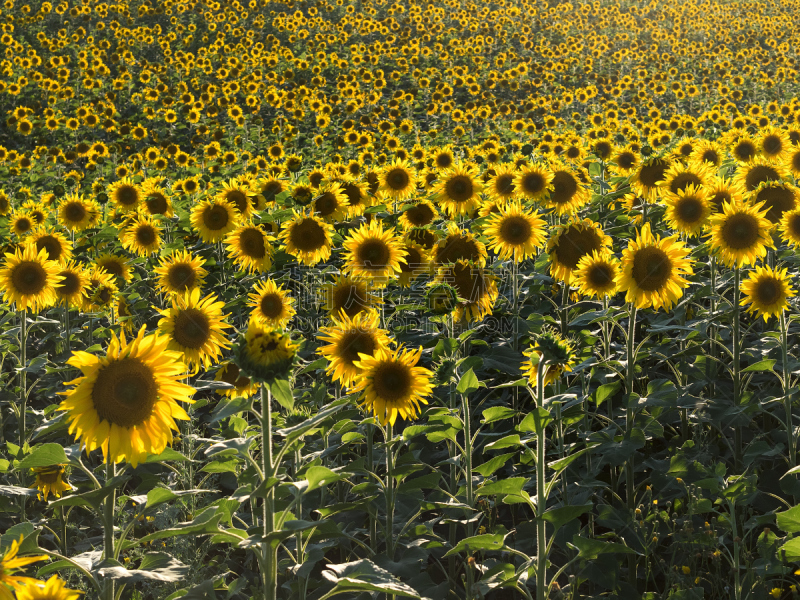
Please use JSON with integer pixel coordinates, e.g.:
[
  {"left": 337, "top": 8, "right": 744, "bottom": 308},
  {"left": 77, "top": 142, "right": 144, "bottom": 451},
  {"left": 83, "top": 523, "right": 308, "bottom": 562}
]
[
  {"left": 366, "top": 424, "right": 377, "bottom": 552},
  {"left": 733, "top": 267, "right": 742, "bottom": 470},
  {"left": 385, "top": 423, "right": 395, "bottom": 562},
  {"left": 462, "top": 391, "right": 475, "bottom": 600},
  {"left": 625, "top": 303, "right": 638, "bottom": 585},
  {"left": 781, "top": 312, "right": 795, "bottom": 470},
  {"left": 262, "top": 386, "right": 277, "bottom": 600},
  {"left": 19, "top": 308, "right": 27, "bottom": 451},
  {"left": 103, "top": 460, "right": 116, "bottom": 600},
  {"left": 536, "top": 360, "right": 547, "bottom": 600}
]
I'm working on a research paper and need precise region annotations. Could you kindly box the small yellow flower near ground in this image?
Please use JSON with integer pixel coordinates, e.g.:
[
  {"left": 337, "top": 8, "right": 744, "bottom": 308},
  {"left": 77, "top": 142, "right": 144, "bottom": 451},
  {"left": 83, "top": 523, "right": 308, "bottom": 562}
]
[{"left": 681, "top": 565, "right": 691, "bottom": 575}]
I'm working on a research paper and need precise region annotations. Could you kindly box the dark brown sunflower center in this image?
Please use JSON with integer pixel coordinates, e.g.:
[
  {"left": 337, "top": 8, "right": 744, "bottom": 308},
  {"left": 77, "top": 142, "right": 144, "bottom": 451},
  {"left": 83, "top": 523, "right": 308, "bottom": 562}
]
[
  {"left": 499, "top": 215, "right": 532, "bottom": 245},
  {"left": 116, "top": 184, "right": 139, "bottom": 206},
  {"left": 290, "top": 218, "right": 327, "bottom": 252},
  {"left": 405, "top": 204, "right": 435, "bottom": 226},
  {"left": 225, "top": 190, "right": 249, "bottom": 214},
  {"left": 792, "top": 152, "right": 800, "bottom": 173},
  {"left": 552, "top": 227, "right": 602, "bottom": 270},
  {"left": 675, "top": 196, "right": 704, "bottom": 223},
  {"left": 734, "top": 141, "right": 756, "bottom": 162},
  {"left": 260, "top": 293, "right": 284, "bottom": 319},
  {"left": 435, "top": 235, "right": 480, "bottom": 264},
  {"left": 12, "top": 261, "right": 47, "bottom": 296},
  {"left": 315, "top": 192, "right": 340, "bottom": 216},
  {"left": 239, "top": 228, "right": 266, "bottom": 258},
  {"left": 494, "top": 174, "right": 515, "bottom": 196},
  {"left": 787, "top": 213, "right": 800, "bottom": 238},
  {"left": 15, "top": 217, "right": 32, "bottom": 232},
  {"left": 701, "top": 150, "right": 720, "bottom": 165},
  {"left": 371, "top": 361, "right": 412, "bottom": 402},
  {"left": 631, "top": 246, "right": 672, "bottom": 292},
  {"left": 36, "top": 236, "right": 62, "bottom": 261},
  {"left": 408, "top": 228, "right": 436, "bottom": 249},
  {"left": 333, "top": 284, "right": 369, "bottom": 317},
  {"left": 745, "top": 165, "right": 780, "bottom": 191},
  {"left": 755, "top": 278, "right": 780, "bottom": 305},
  {"left": 710, "top": 191, "right": 731, "bottom": 213},
  {"left": 755, "top": 185, "right": 796, "bottom": 223},
  {"left": 435, "top": 153, "right": 453, "bottom": 169},
  {"left": 721, "top": 213, "right": 761, "bottom": 249},
  {"left": 98, "top": 259, "right": 123, "bottom": 278},
  {"left": 762, "top": 135, "right": 783, "bottom": 156},
  {"left": 135, "top": 225, "right": 157, "bottom": 246},
  {"left": 146, "top": 194, "right": 168, "bottom": 215},
  {"left": 638, "top": 162, "right": 668, "bottom": 188},
  {"left": 669, "top": 173, "right": 702, "bottom": 195},
  {"left": 451, "top": 263, "right": 487, "bottom": 302},
  {"left": 385, "top": 168, "right": 410, "bottom": 191},
  {"left": 92, "top": 357, "right": 158, "bottom": 428},
  {"left": 203, "top": 204, "right": 230, "bottom": 230},
  {"left": 588, "top": 263, "right": 614, "bottom": 287},
  {"left": 342, "top": 183, "right": 364, "bottom": 207},
  {"left": 167, "top": 264, "right": 196, "bottom": 290},
  {"left": 356, "top": 239, "right": 391, "bottom": 268},
  {"left": 551, "top": 171, "right": 579, "bottom": 204},
  {"left": 617, "top": 152, "right": 636, "bottom": 169},
  {"left": 59, "top": 271, "right": 80, "bottom": 296},
  {"left": 594, "top": 141, "right": 612, "bottom": 159},
  {"left": 218, "top": 363, "right": 241, "bottom": 386},
  {"left": 64, "top": 201, "right": 86, "bottom": 222},
  {"left": 339, "top": 330, "right": 377, "bottom": 365},
  {"left": 37, "top": 468, "right": 62, "bottom": 484},
  {"left": 520, "top": 171, "right": 547, "bottom": 195},
  {"left": 444, "top": 175, "right": 474, "bottom": 203},
  {"left": 172, "top": 308, "right": 211, "bottom": 349},
  {"left": 262, "top": 181, "right": 283, "bottom": 203}
]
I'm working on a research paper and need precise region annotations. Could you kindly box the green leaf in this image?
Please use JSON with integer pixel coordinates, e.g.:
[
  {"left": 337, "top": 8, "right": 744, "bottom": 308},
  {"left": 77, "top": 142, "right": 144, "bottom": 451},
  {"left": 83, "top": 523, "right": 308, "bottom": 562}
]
[
  {"left": 742, "top": 359, "right": 776, "bottom": 372},
  {"left": 98, "top": 552, "right": 189, "bottom": 583},
  {"left": 484, "top": 434, "right": 521, "bottom": 451},
  {"left": 276, "top": 399, "right": 348, "bottom": 443},
  {"left": 49, "top": 475, "right": 130, "bottom": 510},
  {"left": 209, "top": 396, "right": 252, "bottom": 423},
  {"left": 592, "top": 382, "right": 621, "bottom": 407},
  {"left": 16, "top": 443, "right": 69, "bottom": 470},
  {"left": 473, "top": 453, "right": 514, "bottom": 477},
  {"left": 144, "top": 448, "right": 192, "bottom": 463},
  {"left": 268, "top": 378, "right": 294, "bottom": 410},
  {"left": 542, "top": 504, "right": 593, "bottom": 530},
  {"left": 476, "top": 477, "right": 528, "bottom": 497},
  {"left": 0, "top": 523, "right": 41, "bottom": 554},
  {"left": 305, "top": 466, "right": 348, "bottom": 492},
  {"left": 570, "top": 535, "right": 638, "bottom": 559},
  {"left": 518, "top": 407, "right": 552, "bottom": 433},
  {"left": 456, "top": 368, "right": 484, "bottom": 395},
  {"left": 777, "top": 505, "right": 800, "bottom": 533},
  {"left": 481, "top": 407, "right": 516, "bottom": 425},
  {"left": 139, "top": 508, "right": 229, "bottom": 543},
  {"left": 319, "top": 559, "right": 422, "bottom": 599},
  {"left": 443, "top": 533, "right": 506, "bottom": 557}
]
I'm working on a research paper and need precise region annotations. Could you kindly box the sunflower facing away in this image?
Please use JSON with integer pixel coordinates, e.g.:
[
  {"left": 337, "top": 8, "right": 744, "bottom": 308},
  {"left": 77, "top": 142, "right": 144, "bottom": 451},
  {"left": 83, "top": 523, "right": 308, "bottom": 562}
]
[
  {"left": 154, "top": 250, "right": 208, "bottom": 295},
  {"left": 433, "top": 163, "right": 484, "bottom": 218},
  {"left": 484, "top": 202, "right": 547, "bottom": 262},
  {"left": 740, "top": 265, "right": 796, "bottom": 322},
  {"left": 574, "top": 250, "right": 621, "bottom": 299},
  {"left": 58, "top": 326, "right": 195, "bottom": 467},
  {"left": 158, "top": 289, "right": 232, "bottom": 373},
  {"left": 351, "top": 346, "right": 434, "bottom": 426},
  {"left": 190, "top": 198, "right": 240, "bottom": 243},
  {"left": 14, "top": 576, "right": 82, "bottom": 600},
  {"left": 317, "top": 309, "right": 393, "bottom": 388},
  {"left": 342, "top": 220, "right": 407, "bottom": 286},
  {"left": 30, "top": 464, "right": 71, "bottom": 501},
  {"left": 234, "top": 319, "right": 299, "bottom": 384},
  {"left": 248, "top": 279, "right": 296, "bottom": 327},
  {"left": 547, "top": 218, "right": 613, "bottom": 283},
  {"left": 225, "top": 224, "right": 274, "bottom": 273},
  {"left": 279, "top": 210, "right": 335, "bottom": 266},
  {"left": 618, "top": 222, "right": 694, "bottom": 311},
  {"left": 707, "top": 199, "right": 774, "bottom": 267},
  {"left": 0, "top": 537, "right": 47, "bottom": 598},
  {"left": 522, "top": 328, "right": 577, "bottom": 388},
  {"left": 0, "top": 245, "right": 62, "bottom": 312},
  {"left": 321, "top": 274, "right": 382, "bottom": 318}
]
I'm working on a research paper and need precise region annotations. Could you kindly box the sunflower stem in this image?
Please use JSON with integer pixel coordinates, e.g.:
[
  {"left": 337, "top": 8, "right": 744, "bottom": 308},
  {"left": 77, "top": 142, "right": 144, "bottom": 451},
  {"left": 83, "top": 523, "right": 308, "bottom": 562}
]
[
  {"left": 385, "top": 422, "right": 395, "bottom": 562},
  {"left": 261, "top": 385, "right": 277, "bottom": 600},
  {"left": 103, "top": 459, "right": 116, "bottom": 600},
  {"left": 19, "top": 308, "right": 27, "bottom": 452},
  {"left": 781, "top": 311, "right": 796, "bottom": 474},
  {"left": 535, "top": 359, "right": 547, "bottom": 600},
  {"left": 560, "top": 279, "right": 569, "bottom": 338},
  {"left": 366, "top": 422, "right": 377, "bottom": 552},
  {"left": 461, "top": 387, "right": 475, "bottom": 600},
  {"left": 733, "top": 267, "right": 742, "bottom": 471},
  {"left": 625, "top": 302, "right": 638, "bottom": 586}
]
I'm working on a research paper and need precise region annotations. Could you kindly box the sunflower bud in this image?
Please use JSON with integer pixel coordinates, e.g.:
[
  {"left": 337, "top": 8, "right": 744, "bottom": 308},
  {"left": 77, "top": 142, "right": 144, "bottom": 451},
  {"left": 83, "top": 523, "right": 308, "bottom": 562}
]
[{"left": 234, "top": 319, "right": 299, "bottom": 384}]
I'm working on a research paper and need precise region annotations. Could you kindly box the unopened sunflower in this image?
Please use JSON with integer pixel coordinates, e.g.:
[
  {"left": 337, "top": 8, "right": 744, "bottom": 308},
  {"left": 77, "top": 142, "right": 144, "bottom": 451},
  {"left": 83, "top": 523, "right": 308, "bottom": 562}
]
[
  {"left": 522, "top": 329, "right": 577, "bottom": 388},
  {"left": 0, "top": 245, "right": 62, "bottom": 312},
  {"left": 318, "top": 310, "right": 393, "bottom": 388},
  {"left": 234, "top": 319, "right": 299, "bottom": 384},
  {"left": 740, "top": 265, "right": 795, "bottom": 322},
  {"left": 58, "top": 326, "right": 195, "bottom": 467}
]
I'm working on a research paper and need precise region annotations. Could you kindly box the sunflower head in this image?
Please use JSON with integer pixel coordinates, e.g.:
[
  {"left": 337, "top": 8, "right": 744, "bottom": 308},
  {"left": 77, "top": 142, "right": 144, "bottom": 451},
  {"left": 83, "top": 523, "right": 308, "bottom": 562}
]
[
  {"left": 523, "top": 328, "right": 577, "bottom": 388},
  {"left": 546, "top": 218, "right": 612, "bottom": 283},
  {"left": 663, "top": 183, "right": 712, "bottom": 237},
  {"left": 342, "top": 219, "right": 407, "bottom": 286},
  {"left": 30, "top": 464, "right": 71, "bottom": 501},
  {"left": 779, "top": 208, "right": 800, "bottom": 248},
  {"left": 740, "top": 265, "right": 795, "bottom": 322},
  {"left": 248, "top": 279, "right": 296, "bottom": 327},
  {"left": 707, "top": 199, "right": 775, "bottom": 268},
  {"left": 0, "top": 244, "right": 63, "bottom": 313},
  {"left": 278, "top": 209, "right": 334, "bottom": 266},
  {"left": 234, "top": 319, "right": 299, "bottom": 384},
  {"left": 484, "top": 202, "right": 547, "bottom": 262},
  {"left": 13, "top": 575, "right": 82, "bottom": 600},
  {"left": 214, "top": 361, "right": 259, "bottom": 399},
  {"left": 574, "top": 250, "right": 620, "bottom": 299}
]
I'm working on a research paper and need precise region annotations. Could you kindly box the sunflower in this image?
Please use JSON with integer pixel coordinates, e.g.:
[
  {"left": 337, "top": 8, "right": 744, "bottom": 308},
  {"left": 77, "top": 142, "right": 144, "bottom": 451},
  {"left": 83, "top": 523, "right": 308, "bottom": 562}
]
[
  {"left": 733, "top": 157, "right": 788, "bottom": 193},
  {"left": 29, "top": 229, "right": 72, "bottom": 263},
  {"left": 574, "top": 250, "right": 620, "bottom": 299},
  {"left": 351, "top": 346, "right": 434, "bottom": 426},
  {"left": 0, "top": 537, "right": 47, "bottom": 597},
  {"left": 338, "top": 179, "right": 373, "bottom": 216},
  {"left": 378, "top": 158, "right": 417, "bottom": 202},
  {"left": 141, "top": 180, "right": 174, "bottom": 217},
  {"left": 757, "top": 126, "right": 792, "bottom": 162},
  {"left": 513, "top": 162, "right": 554, "bottom": 203},
  {"left": 94, "top": 253, "right": 132, "bottom": 283},
  {"left": 342, "top": 220, "right": 407, "bottom": 286},
  {"left": 433, "top": 222, "right": 487, "bottom": 266},
  {"left": 483, "top": 164, "right": 517, "bottom": 202},
  {"left": 730, "top": 135, "right": 758, "bottom": 163},
  {"left": 57, "top": 194, "right": 100, "bottom": 231},
  {"left": 318, "top": 310, "right": 393, "bottom": 388},
  {"left": 750, "top": 181, "right": 799, "bottom": 224},
  {"left": 542, "top": 162, "right": 591, "bottom": 215},
  {"left": 0, "top": 245, "right": 62, "bottom": 312},
  {"left": 107, "top": 177, "right": 142, "bottom": 213},
  {"left": 788, "top": 146, "right": 800, "bottom": 179},
  {"left": 398, "top": 200, "right": 438, "bottom": 230},
  {"left": 484, "top": 202, "right": 547, "bottom": 262},
  {"left": 55, "top": 261, "right": 89, "bottom": 308},
  {"left": 522, "top": 328, "right": 577, "bottom": 388},
  {"left": 114, "top": 295, "right": 135, "bottom": 333},
  {"left": 158, "top": 289, "right": 232, "bottom": 373},
  {"left": 225, "top": 224, "right": 273, "bottom": 273},
  {"left": 82, "top": 267, "right": 118, "bottom": 313},
  {"left": 14, "top": 576, "right": 82, "bottom": 600},
  {"left": 740, "top": 265, "right": 796, "bottom": 322},
  {"left": 630, "top": 158, "right": 670, "bottom": 202},
  {"left": 154, "top": 250, "right": 208, "bottom": 295},
  {"left": 10, "top": 213, "right": 34, "bottom": 237},
  {"left": 431, "top": 146, "right": 455, "bottom": 170},
  {"left": 257, "top": 175, "right": 287, "bottom": 206},
  {"left": 279, "top": 210, "right": 335, "bottom": 266},
  {"left": 609, "top": 146, "right": 640, "bottom": 176},
  {"left": 30, "top": 465, "right": 71, "bottom": 500},
  {"left": 434, "top": 259, "right": 499, "bottom": 322},
  {"left": 321, "top": 274, "right": 381, "bottom": 318},
  {"left": 433, "top": 163, "right": 483, "bottom": 218},
  {"left": 214, "top": 361, "right": 259, "bottom": 399},
  {"left": 659, "top": 160, "right": 713, "bottom": 200},
  {"left": 707, "top": 199, "right": 774, "bottom": 267},
  {"left": 248, "top": 279, "right": 296, "bottom": 327},
  {"left": 190, "top": 198, "right": 240, "bottom": 243},
  {"left": 546, "top": 218, "right": 612, "bottom": 283},
  {"left": 216, "top": 178, "right": 256, "bottom": 220},
  {"left": 312, "top": 181, "right": 350, "bottom": 222},
  {"left": 779, "top": 208, "right": 800, "bottom": 248},
  {"left": 706, "top": 176, "right": 746, "bottom": 214},
  {"left": 58, "top": 327, "right": 194, "bottom": 466},
  {"left": 122, "top": 215, "right": 162, "bottom": 257},
  {"left": 234, "top": 319, "right": 299, "bottom": 384},
  {"left": 618, "top": 222, "right": 694, "bottom": 311},
  {"left": 398, "top": 242, "right": 432, "bottom": 287},
  {"left": 663, "top": 184, "right": 712, "bottom": 237},
  {"left": 689, "top": 139, "right": 724, "bottom": 168}
]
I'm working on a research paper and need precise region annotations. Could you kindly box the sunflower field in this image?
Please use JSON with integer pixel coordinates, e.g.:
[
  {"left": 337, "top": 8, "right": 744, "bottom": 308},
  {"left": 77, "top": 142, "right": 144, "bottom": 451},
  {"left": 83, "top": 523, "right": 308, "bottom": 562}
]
[{"left": 6, "top": 0, "right": 800, "bottom": 599}]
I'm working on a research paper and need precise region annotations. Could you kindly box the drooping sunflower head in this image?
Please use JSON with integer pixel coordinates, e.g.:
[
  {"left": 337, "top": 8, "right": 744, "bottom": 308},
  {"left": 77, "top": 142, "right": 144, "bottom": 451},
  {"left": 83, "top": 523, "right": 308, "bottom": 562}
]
[
  {"left": 523, "top": 328, "right": 577, "bottom": 388},
  {"left": 398, "top": 200, "right": 438, "bottom": 230},
  {"left": 30, "top": 464, "right": 71, "bottom": 501},
  {"left": 29, "top": 228, "right": 73, "bottom": 263},
  {"left": 513, "top": 162, "right": 554, "bottom": 203},
  {"left": 779, "top": 208, "right": 800, "bottom": 248},
  {"left": 663, "top": 183, "right": 712, "bottom": 237},
  {"left": 0, "top": 244, "right": 63, "bottom": 313},
  {"left": 214, "top": 361, "right": 259, "bottom": 399},
  {"left": 484, "top": 202, "right": 547, "bottom": 262},
  {"left": 321, "top": 274, "right": 381, "bottom": 318},
  {"left": 433, "top": 259, "right": 498, "bottom": 323},
  {"left": 707, "top": 199, "right": 775, "bottom": 268},
  {"left": 434, "top": 222, "right": 488, "bottom": 267},
  {"left": 351, "top": 346, "right": 434, "bottom": 426},
  {"left": 619, "top": 222, "right": 694, "bottom": 311},
  {"left": 278, "top": 209, "right": 335, "bottom": 266},
  {"left": 317, "top": 309, "right": 393, "bottom": 388},
  {"left": 749, "top": 180, "right": 799, "bottom": 224},
  {"left": 190, "top": 198, "right": 240, "bottom": 243},
  {"left": 574, "top": 250, "right": 620, "bottom": 299},
  {"left": 733, "top": 157, "right": 788, "bottom": 193},
  {"left": 107, "top": 177, "right": 142, "bottom": 213},
  {"left": 740, "top": 265, "right": 795, "bottom": 322},
  {"left": 58, "top": 327, "right": 195, "bottom": 466},
  {"left": 55, "top": 261, "right": 89, "bottom": 308},
  {"left": 234, "top": 319, "right": 299, "bottom": 384},
  {"left": 433, "top": 162, "right": 483, "bottom": 218},
  {"left": 225, "top": 224, "right": 273, "bottom": 274},
  {"left": 342, "top": 219, "right": 407, "bottom": 286},
  {"left": 158, "top": 288, "right": 232, "bottom": 373},
  {"left": 154, "top": 250, "right": 208, "bottom": 295},
  {"left": 248, "top": 279, "right": 296, "bottom": 327},
  {"left": 378, "top": 158, "right": 417, "bottom": 202},
  {"left": 122, "top": 215, "right": 162, "bottom": 257},
  {"left": 546, "top": 218, "right": 612, "bottom": 283}
]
